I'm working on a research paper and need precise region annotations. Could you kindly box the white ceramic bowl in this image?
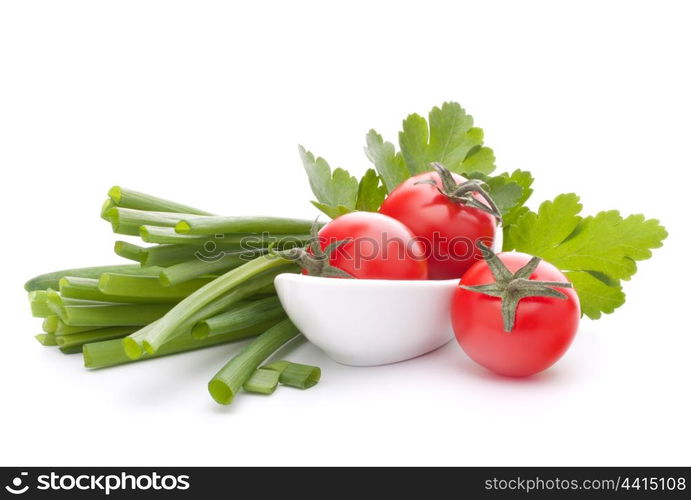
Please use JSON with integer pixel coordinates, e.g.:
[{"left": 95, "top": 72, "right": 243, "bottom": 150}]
[{"left": 274, "top": 273, "right": 459, "bottom": 366}]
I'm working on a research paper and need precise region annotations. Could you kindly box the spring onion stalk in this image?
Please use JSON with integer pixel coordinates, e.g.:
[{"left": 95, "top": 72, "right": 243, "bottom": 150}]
[
  {"left": 263, "top": 360, "right": 291, "bottom": 373},
  {"left": 107, "top": 207, "right": 202, "bottom": 236},
  {"left": 140, "top": 244, "right": 205, "bottom": 267},
  {"left": 140, "top": 226, "right": 251, "bottom": 245},
  {"left": 140, "top": 226, "right": 311, "bottom": 248},
  {"left": 55, "top": 320, "right": 101, "bottom": 336},
  {"left": 114, "top": 241, "right": 147, "bottom": 263},
  {"left": 140, "top": 239, "right": 298, "bottom": 267},
  {"left": 29, "top": 291, "right": 51, "bottom": 317},
  {"left": 35, "top": 333, "right": 58, "bottom": 346},
  {"left": 108, "top": 186, "right": 213, "bottom": 215},
  {"left": 60, "top": 276, "right": 176, "bottom": 304},
  {"left": 60, "top": 277, "right": 108, "bottom": 301},
  {"left": 56, "top": 326, "right": 138, "bottom": 349},
  {"left": 175, "top": 216, "right": 318, "bottom": 236},
  {"left": 208, "top": 319, "right": 300, "bottom": 405},
  {"left": 84, "top": 319, "right": 281, "bottom": 369},
  {"left": 123, "top": 264, "right": 292, "bottom": 359},
  {"left": 191, "top": 296, "right": 285, "bottom": 340},
  {"left": 60, "top": 303, "right": 173, "bottom": 327},
  {"left": 243, "top": 368, "right": 280, "bottom": 395},
  {"left": 276, "top": 362, "right": 321, "bottom": 389},
  {"left": 45, "top": 290, "right": 106, "bottom": 317},
  {"left": 124, "top": 255, "right": 294, "bottom": 357},
  {"left": 60, "top": 345, "right": 83, "bottom": 355},
  {"left": 158, "top": 252, "right": 254, "bottom": 287},
  {"left": 24, "top": 264, "right": 150, "bottom": 292},
  {"left": 101, "top": 198, "right": 116, "bottom": 219},
  {"left": 42, "top": 315, "right": 59, "bottom": 333},
  {"left": 98, "top": 273, "right": 213, "bottom": 300}
]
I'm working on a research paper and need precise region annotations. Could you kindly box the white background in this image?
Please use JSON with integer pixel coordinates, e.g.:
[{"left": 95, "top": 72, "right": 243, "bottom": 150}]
[{"left": 1, "top": 0, "right": 689, "bottom": 466}]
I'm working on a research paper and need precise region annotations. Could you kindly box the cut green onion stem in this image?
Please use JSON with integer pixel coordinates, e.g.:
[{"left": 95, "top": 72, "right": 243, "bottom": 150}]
[
  {"left": 275, "top": 362, "right": 321, "bottom": 389},
  {"left": 98, "top": 273, "right": 212, "bottom": 301},
  {"left": 56, "top": 320, "right": 106, "bottom": 336},
  {"left": 45, "top": 290, "right": 106, "bottom": 317},
  {"left": 84, "top": 319, "right": 281, "bottom": 369},
  {"left": 176, "top": 216, "right": 318, "bottom": 236},
  {"left": 24, "top": 264, "right": 151, "bottom": 292},
  {"left": 114, "top": 241, "right": 147, "bottom": 262},
  {"left": 107, "top": 207, "right": 203, "bottom": 236},
  {"left": 243, "top": 368, "right": 280, "bottom": 395},
  {"left": 123, "top": 263, "right": 293, "bottom": 359},
  {"left": 60, "top": 345, "right": 83, "bottom": 355},
  {"left": 29, "top": 290, "right": 51, "bottom": 317},
  {"left": 123, "top": 256, "right": 294, "bottom": 356},
  {"left": 60, "top": 276, "right": 177, "bottom": 304},
  {"left": 158, "top": 252, "right": 254, "bottom": 287},
  {"left": 263, "top": 360, "right": 291, "bottom": 373},
  {"left": 140, "top": 226, "right": 311, "bottom": 248},
  {"left": 140, "top": 244, "right": 208, "bottom": 267},
  {"left": 60, "top": 302, "right": 173, "bottom": 327},
  {"left": 191, "top": 296, "right": 285, "bottom": 340},
  {"left": 108, "top": 186, "right": 214, "bottom": 215},
  {"left": 56, "top": 326, "right": 139, "bottom": 349},
  {"left": 101, "top": 198, "right": 116, "bottom": 219},
  {"left": 42, "top": 315, "right": 59, "bottom": 334},
  {"left": 35, "top": 333, "right": 58, "bottom": 346},
  {"left": 140, "top": 226, "right": 251, "bottom": 245},
  {"left": 208, "top": 319, "right": 300, "bottom": 405}
]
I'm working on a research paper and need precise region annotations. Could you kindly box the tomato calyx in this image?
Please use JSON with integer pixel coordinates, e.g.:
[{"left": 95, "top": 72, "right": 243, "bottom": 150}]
[
  {"left": 270, "top": 220, "right": 353, "bottom": 278},
  {"left": 460, "top": 242, "right": 573, "bottom": 332},
  {"left": 415, "top": 162, "right": 503, "bottom": 223}
]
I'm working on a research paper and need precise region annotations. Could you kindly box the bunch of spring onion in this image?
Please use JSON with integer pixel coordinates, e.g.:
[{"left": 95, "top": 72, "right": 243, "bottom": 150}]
[{"left": 26, "top": 187, "right": 320, "bottom": 405}]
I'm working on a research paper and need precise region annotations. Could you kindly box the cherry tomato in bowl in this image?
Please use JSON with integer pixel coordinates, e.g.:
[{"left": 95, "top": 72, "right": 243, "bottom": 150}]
[
  {"left": 300, "top": 212, "right": 428, "bottom": 280},
  {"left": 379, "top": 165, "right": 499, "bottom": 280}
]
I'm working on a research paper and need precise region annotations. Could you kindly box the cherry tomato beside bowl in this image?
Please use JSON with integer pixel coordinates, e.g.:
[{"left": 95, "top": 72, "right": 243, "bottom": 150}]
[
  {"left": 308, "top": 212, "right": 428, "bottom": 280},
  {"left": 379, "top": 169, "right": 497, "bottom": 280},
  {"left": 452, "top": 250, "right": 580, "bottom": 377}
]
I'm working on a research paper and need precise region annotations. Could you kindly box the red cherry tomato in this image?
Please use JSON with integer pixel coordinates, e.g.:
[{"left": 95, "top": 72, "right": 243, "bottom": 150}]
[
  {"left": 310, "top": 212, "right": 428, "bottom": 280},
  {"left": 379, "top": 171, "right": 497, "bottom": 280},
  {"left": 452, "top": 252, "right": 580, "bottom": 377}
]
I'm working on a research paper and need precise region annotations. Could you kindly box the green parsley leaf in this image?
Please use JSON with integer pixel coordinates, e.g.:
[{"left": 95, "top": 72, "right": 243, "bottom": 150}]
[
  {"left": 364, "top": 130, "right": 409, "bottom": 193},
  {"left": 355, "top": 169, "right": 387, "bottom": 211},
  {"left": 364, "top": 102, "right": 496, "bottom": 194},
  {"left": 299, "top": 146, "right": 359, "bottom": 219},
  {"left": 501, "top": 170, "right": 534, "bottom": 226},
  {"left": 466, "top": 171, "right": 525, "bottom": 216},
  {"left": 563, "top": 271, "right": 625, "bottom": 320},
  {"left": 505, "top": 193, "right": 668, "bottom": 319},
  {"left": 398, "top": 102, "right": 496, "bottom": 176}
]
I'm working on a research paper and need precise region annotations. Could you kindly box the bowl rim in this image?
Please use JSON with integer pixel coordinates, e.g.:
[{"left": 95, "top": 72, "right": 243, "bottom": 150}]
[{"left": 274, "top": 272, "right": 460, "bottom": 288}]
